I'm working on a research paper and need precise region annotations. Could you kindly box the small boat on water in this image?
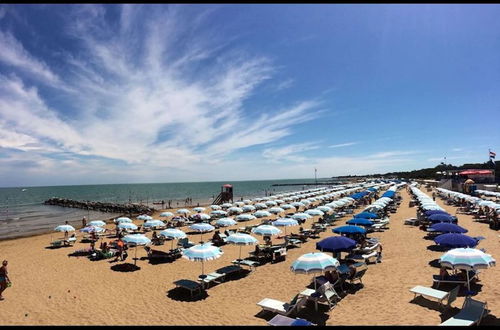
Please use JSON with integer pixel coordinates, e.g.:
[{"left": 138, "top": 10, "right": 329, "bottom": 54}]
[{"left": 21, "top": 189, "right": 28, "bottom": 192}]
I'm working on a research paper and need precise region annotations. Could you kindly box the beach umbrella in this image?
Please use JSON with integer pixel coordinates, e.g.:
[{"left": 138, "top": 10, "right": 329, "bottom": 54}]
[
  {"left": 242, "top": 205, "right": 256, "bottom": 212},
  {"left": 210, "top": 205, "right": 222, "bottom": 210},
  {"left": 316, "top": 236, "right": 357, "bottom": 253},
  {"left": 254, "top": 203, "right": 268, "bottom": 210},
  {"left": 122, "top": 234, "right": 151, "bottom": 266},
  {"left": 228, "top": 207, "right": 244, "bottom": 214},
  {"left": 268, "top": 207, "right": 285, "bottom": 214},
  {"left": 291, "top": 252, "right": 340, "bottom": 295},
  {"left": 354, "top": 212, "right": 378, "bottom": 219},
  {"left": 54, "top": 225, "right": 75, "bottom": 232},
  {"left": 434, "top": 233, "right": 478, "bottom": 248},
  {"left": 272, "top": 218, "right": 299, "bottom": 235},
  {"left": 210, "top": 210, "right": 228, "bottom": 217},
  {"left": 346, "top": 218, "right": 374, "bottom": 227},
  {"left": 317, "top": 206, "right": 333, "bottom": 213},
  {"left": 265, "top": 201, "right": 278, "bottom": 207},
  {"left": 281, "top": 204, "right": 296, "bottom": 210},
  {"left": 252, "top": 225, "right": 282, "bottom": 237},
  {"left": 439, "top": 248, "right": 496, "bottom": 291},
  {"left": 305, "top": 209, "right": 324, "bottom": 216},
  {"left": 243, "top": 199, "right": 252, "bottom": 204},
  {"left": 424, "top": 210, "right": 450, "bottom": 217},
  {"left": 235, "top": 214, "right": 256, "bottom": 221},
  {"left": 221, "top": 203, "right": 233, "bottom": 208},
  {"left": 274, "top": 199, "right": 285, "bottom": 204},
  {"left": 291, "top": 213, "right": 312, "bottom": 221},
  {"left": 193, "top": 213, "right": 211, "bottom": 221},
  {"left": 291, "top": 202, "right": 305, "bottom": 209},
  {"left": 234, "top": 201, "right": 245, "bottom": 207},
  {"left": 182, "top": 242, "right": 223, "bottom": 277},
  {"left": 159, "top": 228, "right": 187, "bottom": 249},
  {"left": 193, "top": 207, "right": 206, "bottom": 213},
  {"left": 137, "top": 215, "right": 153, "bottom": 221},
  {"left": 215, "top": 217, "right": 237, "bottom": 227},
  {"left": 176, "top": 209, "right": 191, "bottom": 215},
  {"left": 118, "top": 222, "right": 138, "bottom": 231},
  {"left": 160, "top": 212, "right": 174, "bottom": 217},
  {"left": 88, "top": 220, "right": 106, "bottom": 227},
  {"left": 80, "top": 225, "right": 106, "bottom": 233},
  {"left": 227, "top": 233, "right": 258, "bottom": 260},
  {"left": 143, "top": 219, "right": 165, "bottom": 229},
  {"left": 115, "top": 217, "right": 132, "bottom": 223},
  {"left": 333, "top": 225, "right": 367, "bottom": 235},
  {"left": 254, "top": 210, "right": 272, "bottom": 218},
  {"left": 428, "top": 214, "right": 457, "bottom": 223},
  {"left": 430, "top": 223, "right": 467, "bottom": 233},
  {"left": 189, "top": 223, "right": 215, "bottom": 242}
]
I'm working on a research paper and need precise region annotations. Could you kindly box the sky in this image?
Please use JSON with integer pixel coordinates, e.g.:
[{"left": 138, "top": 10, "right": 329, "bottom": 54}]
[{"left": 0, "top": 4, "right": 499, "bottom": 187}]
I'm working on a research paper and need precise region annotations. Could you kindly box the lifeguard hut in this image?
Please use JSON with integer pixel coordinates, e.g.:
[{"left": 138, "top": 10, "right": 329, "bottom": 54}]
[{"left": 213, "top": 184, "right": 233, "bottom": 205}]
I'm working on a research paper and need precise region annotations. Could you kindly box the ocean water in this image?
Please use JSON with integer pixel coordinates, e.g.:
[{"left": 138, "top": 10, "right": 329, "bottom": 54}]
[{"left": 0, "top": 178, "right": 328, "bottom": 240}]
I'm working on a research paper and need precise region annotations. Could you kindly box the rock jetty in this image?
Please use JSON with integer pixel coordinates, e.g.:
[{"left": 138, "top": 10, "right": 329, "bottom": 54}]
[{"left": 44, "top": 198, "right": 155, "bottom": 215}]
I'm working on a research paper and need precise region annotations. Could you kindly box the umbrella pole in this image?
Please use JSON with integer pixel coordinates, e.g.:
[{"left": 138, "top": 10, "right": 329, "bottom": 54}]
[
  {"left": 134, "top": 246, "right": 137, "bottom": 266},
  {"left": 239, "top": 245, "right": 242, "bottom": 260},
  {"left": 202, "top": 259, "right": 205, "bottom": 276},
  {"left": 171, "top": 239, "right": 174, "bottom": 250}
]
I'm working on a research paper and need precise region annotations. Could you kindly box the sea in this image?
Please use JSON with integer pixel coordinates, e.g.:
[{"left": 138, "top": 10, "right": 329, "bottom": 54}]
[{"left": 0, "top": 178, "right": 337, "bottom": 240}]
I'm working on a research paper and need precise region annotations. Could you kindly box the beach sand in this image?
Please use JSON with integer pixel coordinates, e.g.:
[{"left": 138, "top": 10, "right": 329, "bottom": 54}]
[{"left": 0, "top": 190, "right": 498, "bottom": 325}]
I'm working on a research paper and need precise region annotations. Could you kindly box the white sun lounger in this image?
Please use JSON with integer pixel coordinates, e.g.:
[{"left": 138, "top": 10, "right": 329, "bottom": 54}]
[
  {"left": 257, "top": 295, "right": 307, "bottom": 316},
  {"left": 410, "top": 285, "right": 459, "bottom": 309},
  {"left": 440, "top": 297, "right": 488, "bottom": 326}
]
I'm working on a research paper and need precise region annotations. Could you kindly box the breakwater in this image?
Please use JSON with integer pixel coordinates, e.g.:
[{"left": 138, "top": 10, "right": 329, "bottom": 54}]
[{"left": 44, "top": 198, "right": 155, "bottom": 215}]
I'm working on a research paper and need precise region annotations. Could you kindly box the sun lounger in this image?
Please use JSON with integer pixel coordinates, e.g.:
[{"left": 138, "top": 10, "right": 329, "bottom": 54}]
[
  {"left": 346, "top": 251, "right": 378, "bottom": 264},
  {"left": 345, "top": 265, "right": 368, "bottom": 288},
  {"left": 405, "top": 218, "right": 420, "bottom": 226},
  {"left": 257, "top": 294, "right": 308, "bottom": 316},
  {"left": 216, "top": 265, "right": 243, "bottom": 278},
  {"left": 232, "top": 259, "right": 260, "bottom": 270},
  {"left": 439, "top": 297, "right": 488, "bottom": 326},
  {"left": 50, "top": 240, "right": 63, "bottom": 247},
  {"left": 198, "top": 272, "right": 225, "bottom": 288},
  {"left": 173, "top": 279, "right": 204, "bottom": 298},
  {"left": 267, "top": 314, "right": 316, "bottom": 326},
  {"left": 432, "top": 271, "right": 478, "bottom": 289},
  {"left": 410, "top": 285, "right": 459, "bottom": 309}
]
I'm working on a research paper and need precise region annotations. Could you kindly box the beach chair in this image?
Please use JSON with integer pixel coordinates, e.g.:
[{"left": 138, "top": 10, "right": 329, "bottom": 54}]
[
  {"left": 410, "top": 285, "right": 459, "bottom": 309},
  {"left": 267, "top": 314, "right": 316, "bottom": 326},
  {"left": 177, "top": 237, "right": 195, "bottom": 249},
  {"left": 257, "top": 294, "right": 308, "bottom": 316},
  {"left": 198, "top": 272, "right": 226, "bottom": 288},
  {"left": 344, "top": 265, "right": 368, "bottom": 288},
  {"left": 404, "top": 218, "right": 419, "bottom": 226},
  {"left": 173, "top": 279, "right": 204, "bottom": 298},
  {"left": 317, "top": 281, "right": 342, "bottom": 310},
  {"left": 215, "top": 265, "right": 242, "bottom": 278},
  {"left": 232, "top": 259, "right": 260, "bottom": 271},
  {"left": 432, "top": 271, "right": 478, "bottom": 289},
  {"left": 439, "top": 297, "right": 488, "bottom": 326}
]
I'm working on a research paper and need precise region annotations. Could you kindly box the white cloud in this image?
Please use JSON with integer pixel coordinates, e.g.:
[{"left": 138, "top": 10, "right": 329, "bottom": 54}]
[{"left": 328, "top": 142, "right": 358, "bottom": 148}]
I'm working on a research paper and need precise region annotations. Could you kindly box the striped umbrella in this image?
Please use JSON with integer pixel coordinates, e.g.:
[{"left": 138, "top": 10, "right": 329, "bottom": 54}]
[
  {"left": 182, "top": 242, "right": 223, "bottom": 277},
  {"left": 268, "top": 207, "right": 285, "bottom": 214},
  {"left": 122, "top": 234, "right": 152, "bottom": 266},
  {"left": 234, "top": 202, "right": 245, "bottom": 207},
  {"left": 193, "top": 207, "right": 206, "bottom": 212},
  {"left": 88, "top": 220, "right": 106, "bottom": 227},
  {"left": 137, "top": 215, "right": 153, "bottom": 221},
  {"left": 215, "top": 217, "right": 237, "bottom": 227},
  {"left": 252, "top": 225, "right": 282, "bottom": 237},
  {"left": 291, "top": 252, "right": 340, "bottom": 292},
  {"left": 210, "top": 210, "right": 228, "bottom": 217},
  {"left": 193, "top": 213, "right": 211, "bottom": 221},
  {"left": 80, "top": 225, "right": 106, "bottom": 233},
  {"left": 54, "top": 225, "right": 75, "bottom": 232},
  {"left": 272, "top": 218, "right": 299, "bottom": 235},
  {"left": 228, "top": 207, "right": 244, "bottom": 214},
  {"left": 281, "top": 204, "right": 296, "bottom": 210},
  {"left": 118, "top": 222, "right": 138, "bottom": 231},
  {"left": 317, "top": 206, "right": 333, "bottom": 214},
  {"left": 160, "top": 212, "right": 174, "bottom": 217},
  {"left": 160, "top": 228, "right": 187, "bottom": 249},
  {"left": 227, "top": 233, "right": 258, "bottom": 260},
  {"left": 177, "top": 209, "right": 191, "bottom": 215},
  {"left": 221, "top": 203, "right": 233, "bottom": 208},
  {"left": 439, "top": 248, "right": 495, "bottom": 291},
  {"left": 210, "top": 205, "right": 222, "bottom": 210},
  {"left": 115, "top": 217, "right": 132, "bottom": 223},
  {"left": 143, "top": 219, "right": 165, "bottom": 229},
  {"left": 189, "top": 223, "right": 215, "bottom": 242},
  {"left": 305, "top": 209, "right": 324, "bottom": 216},
  {"left": 235, "top": 214, "right": 256, "bottom": 221},
  {"left": 292, "top": 213, "right": 312, "bottom": 221},
  {"left": 254, "top": 210, "right": 272, "bottom": 218},
  {"left": 242, "top": 205, "right": 256, "bottom": 212},
  {"left": 254, "top": 203, "right": 268, "bottom": 210}
]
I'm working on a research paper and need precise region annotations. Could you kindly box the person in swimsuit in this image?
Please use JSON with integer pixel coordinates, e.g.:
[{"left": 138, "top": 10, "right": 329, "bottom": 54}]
[{"left": 0, "top": 260, "right": 11, "bottom": 301}]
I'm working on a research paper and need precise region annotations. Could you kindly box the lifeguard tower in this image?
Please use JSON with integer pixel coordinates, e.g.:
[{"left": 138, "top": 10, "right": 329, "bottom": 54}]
[{"left": 213, "top": 184, "right": 233, "bottom": 205}]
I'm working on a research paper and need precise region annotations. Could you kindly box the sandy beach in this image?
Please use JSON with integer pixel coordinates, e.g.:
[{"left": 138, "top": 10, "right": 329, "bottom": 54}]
[{"left": 0, "top": 189, "right": 498, "bottom": 325}]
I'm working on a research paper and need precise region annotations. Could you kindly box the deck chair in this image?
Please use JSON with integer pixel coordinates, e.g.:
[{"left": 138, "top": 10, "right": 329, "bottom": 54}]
[
  {"left": 410, "top": 285, "right": 459, "bottom": 309},
  {"left": 257, "top": 294, "right": 308, "bottom": 316},
  {"left": 177, "top": 237, "right": 195, "bottom": 249},
  {"left": 345, "top": 267, "right": 368, "bottom": 288},
  {"left": 267, "top": 314, "right": 316, "bottom": 326},
  {"left": 440, "top": 297, "right": 488, "bottom": 326},
  {"left": 318, "top": 281, "right": 342, "bottom": 310}
]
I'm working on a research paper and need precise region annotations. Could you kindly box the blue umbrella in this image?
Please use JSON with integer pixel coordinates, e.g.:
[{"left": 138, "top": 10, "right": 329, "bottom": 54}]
[
  {"left": 424, "top": 210, "right": 450, "bottom": 217},
  {"left": 227, "top": 233, "right": 258, "bottom": 260},
  {"left": 346, "top": 218, "right": 374, "bottom": 227},
  {"left": 182, "top": 242, "right": 223, "bottom": 277},
  {"left": 354, "top": 212, "right": 378, "bottom": 219},
  {"left": 434, "top": 233, "right": 478, "bottom": 248},
  {"left": 316, "top": 236, "right": 356, "bottom": 253},
  {"left": 333, "top": 225, "right": 367, "bottom": 235},
  {"left": 430, "top": 223, "right": 467, "bottom": 233},
  {"left": 428, "top": 214, "right": 457, "bottom": 223}
]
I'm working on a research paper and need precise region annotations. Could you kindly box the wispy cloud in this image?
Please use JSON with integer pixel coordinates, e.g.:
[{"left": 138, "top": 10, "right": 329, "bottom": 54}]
[
  {"left": 328, "top": 142, "right": 358, "bottom": 148},
  {"left": 262, "top": 142, "right": 320, "bottom": 163}
]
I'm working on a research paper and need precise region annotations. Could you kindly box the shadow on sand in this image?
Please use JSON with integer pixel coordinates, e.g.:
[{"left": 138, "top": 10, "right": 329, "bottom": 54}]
[
  {"left": 110, "top": 262, "right": 141, "bottom": 272},
  {"left": 166, "top": 287, "right": 209, "bottom": 302}
]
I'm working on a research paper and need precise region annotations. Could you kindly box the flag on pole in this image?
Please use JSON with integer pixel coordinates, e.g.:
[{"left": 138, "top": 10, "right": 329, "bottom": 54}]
[{"left": 489, "top": 150, "right": 496, "bottom": 159}]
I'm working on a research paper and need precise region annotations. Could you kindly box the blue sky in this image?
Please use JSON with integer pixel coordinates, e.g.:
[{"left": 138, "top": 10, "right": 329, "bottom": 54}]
[{"left": 0, "top": 4, "right": 499, "bottom": 187}]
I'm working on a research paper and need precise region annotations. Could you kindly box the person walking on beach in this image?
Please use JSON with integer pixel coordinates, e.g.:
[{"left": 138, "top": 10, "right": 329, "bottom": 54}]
[
  {"left": 432, "top": 192, "right": 436, "bottom": 201},
  {"left": 376, "top": 243, "right": 383, "bottom": 263},
  {"left": 82, "top": 216, "right": 87, "bottom": 228},
  {"left": 0, "top": 260, "right": 11, "bottom": 301}
]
